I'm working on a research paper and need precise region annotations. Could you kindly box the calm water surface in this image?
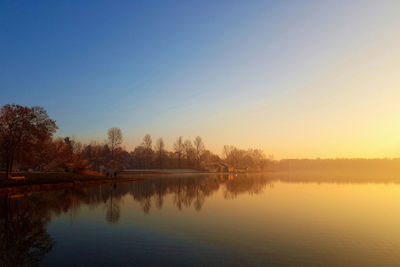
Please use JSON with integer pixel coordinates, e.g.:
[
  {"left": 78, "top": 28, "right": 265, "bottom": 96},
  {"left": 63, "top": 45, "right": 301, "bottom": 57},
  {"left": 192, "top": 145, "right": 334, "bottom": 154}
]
[{"left": 2, "top": 173, "right": 400, "bottom": 266}]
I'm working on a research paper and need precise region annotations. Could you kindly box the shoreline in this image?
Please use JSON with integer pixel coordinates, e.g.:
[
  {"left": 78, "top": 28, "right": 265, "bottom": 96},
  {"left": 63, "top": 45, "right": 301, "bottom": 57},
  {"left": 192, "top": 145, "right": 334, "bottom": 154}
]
[
  {"left": 0, "top": 169, "right": 277, "bottom": 195},
  {"left": 0, "top": 170, "right": 229, "bottom": 195},
  {"left": 0, "top": 175, "right": 145, "bottom": 195}
]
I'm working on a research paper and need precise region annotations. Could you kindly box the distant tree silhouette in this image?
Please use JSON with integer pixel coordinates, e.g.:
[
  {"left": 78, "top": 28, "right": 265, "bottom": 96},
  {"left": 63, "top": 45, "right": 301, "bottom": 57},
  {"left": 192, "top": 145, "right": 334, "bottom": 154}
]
[
  {"left": 154, "top": 138, "right": 165, "bottom": 168},
  {"left": 141, "top": 134, "right": 153, "bottom": 168},
  {"left": 194, "top": 136, "right": 205, "bottom": 168},
  {"left": 131, "top": 145, "right": 146, "bottom": 169},
  {"left": 173, "top": 136, "right": 184, "bottom": 168},
  {"left": 184, "top": 139, "right": 195, "bottom": 167},
  {"left": 107, "top": 127, "right": 122, "bottom": 169},
  {"left": 222, "top": 145, "right": 269, "bottom": 170}
]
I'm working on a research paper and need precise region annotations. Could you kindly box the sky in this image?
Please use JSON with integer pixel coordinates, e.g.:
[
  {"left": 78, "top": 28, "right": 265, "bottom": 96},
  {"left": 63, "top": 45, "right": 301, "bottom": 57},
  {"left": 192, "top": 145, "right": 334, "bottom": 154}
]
[{"left": 1, "top": 0, "right": 400, "bottom": 159}]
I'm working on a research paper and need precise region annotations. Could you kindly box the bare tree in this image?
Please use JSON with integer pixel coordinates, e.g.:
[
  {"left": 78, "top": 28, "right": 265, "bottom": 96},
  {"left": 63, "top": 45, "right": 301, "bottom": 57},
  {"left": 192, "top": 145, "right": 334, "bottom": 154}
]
[
  {"left": 142, "top": 134, "right": 153, "bottom": 168},
  {"left": 173, "top": 136, "right": 184, "bottom": 168},
  {"left": 154, "top": 138, "right": 165, "bottom": 169},
  {"left": 193, "top": 136, "right": 205, "bottom": 167},
  {"left": 223, "top": 145, "right": 241, "bottom": 167},
  {"left": 142, "top": 134, "right": 152, "bottom": 150},
  {"left": 223, "top": 145, "right": 234, "bottom": 159},
  {"left": 183, "top": 139, "right": 194, "bottom": 167},
  {"left": 107, "top": 127, "right": 122, "bottom": 160}
]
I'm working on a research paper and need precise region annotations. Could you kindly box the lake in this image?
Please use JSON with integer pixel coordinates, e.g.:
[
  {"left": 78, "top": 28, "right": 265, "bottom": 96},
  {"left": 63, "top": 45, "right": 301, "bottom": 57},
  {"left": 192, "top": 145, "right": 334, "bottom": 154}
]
[{"left": 1, "top": 172, "right": 400, "bottom": 266}]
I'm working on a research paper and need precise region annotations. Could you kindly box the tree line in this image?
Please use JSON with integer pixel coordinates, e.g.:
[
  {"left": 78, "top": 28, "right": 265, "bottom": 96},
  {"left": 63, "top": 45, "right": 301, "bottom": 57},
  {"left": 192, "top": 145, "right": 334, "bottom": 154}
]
[{"left": 0, "top": 104, "right": 272, "bottom": 177}]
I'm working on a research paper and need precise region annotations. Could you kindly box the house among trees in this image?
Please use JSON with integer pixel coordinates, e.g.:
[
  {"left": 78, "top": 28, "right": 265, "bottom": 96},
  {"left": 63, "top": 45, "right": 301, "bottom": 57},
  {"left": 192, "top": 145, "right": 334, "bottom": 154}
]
[
  {"left": 219, "top": 163, "right": 234, "bottom": 172},
  {"left": 204, "top": 162, "right": 235, "bottom": 173}
]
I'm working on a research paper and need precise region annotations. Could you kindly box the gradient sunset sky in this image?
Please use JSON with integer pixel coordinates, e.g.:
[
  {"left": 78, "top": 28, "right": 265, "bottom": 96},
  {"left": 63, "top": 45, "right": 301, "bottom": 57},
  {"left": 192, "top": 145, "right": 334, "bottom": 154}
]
[{"left": 1, "top": 1, "right": 399, "bottom": 159}]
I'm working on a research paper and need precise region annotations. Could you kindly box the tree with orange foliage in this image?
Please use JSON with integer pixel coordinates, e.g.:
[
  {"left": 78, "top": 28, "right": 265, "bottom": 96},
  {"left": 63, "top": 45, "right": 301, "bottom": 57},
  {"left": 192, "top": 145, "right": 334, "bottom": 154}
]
[{"left": 0, "top": 104, "right": 57, "bottom": 178}]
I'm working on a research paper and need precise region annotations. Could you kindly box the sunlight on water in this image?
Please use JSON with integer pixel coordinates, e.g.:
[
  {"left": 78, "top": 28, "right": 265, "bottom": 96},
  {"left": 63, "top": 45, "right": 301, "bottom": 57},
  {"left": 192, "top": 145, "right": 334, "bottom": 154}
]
[{"left": 2, "top": 173, "right": 400, "bottom": 266}]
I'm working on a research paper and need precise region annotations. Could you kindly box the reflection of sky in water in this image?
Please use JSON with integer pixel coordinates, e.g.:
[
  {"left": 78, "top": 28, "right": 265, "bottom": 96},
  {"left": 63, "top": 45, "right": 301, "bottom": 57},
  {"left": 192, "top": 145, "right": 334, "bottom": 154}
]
[{"left": 2, "top": 173, "right": 400, "bottom": 266}]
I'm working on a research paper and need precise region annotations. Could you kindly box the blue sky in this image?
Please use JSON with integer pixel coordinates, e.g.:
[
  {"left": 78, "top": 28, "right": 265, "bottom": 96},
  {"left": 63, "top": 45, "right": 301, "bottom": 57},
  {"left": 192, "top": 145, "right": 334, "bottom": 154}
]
[{"left": 1, "top": 1, "right": 400, "bottom": 158}]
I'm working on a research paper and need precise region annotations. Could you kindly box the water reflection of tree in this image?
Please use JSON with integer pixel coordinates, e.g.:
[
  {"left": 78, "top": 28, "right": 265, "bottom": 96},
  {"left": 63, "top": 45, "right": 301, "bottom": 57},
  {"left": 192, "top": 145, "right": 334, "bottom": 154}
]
[
  {"left": 126, "top": 175, "right": 222, "bottom": 213},
  {"left": 124, "top": 174, "right": 269, "bottom": 213},
  {"left": 105, "top": 185, "right": 121, "bottom": 224},
  {"left": 223, "top": 174, "right": 270, "bottom": 199},
  {"left": 0, "top": 174, "right": 272, "bottom": 265},
  {"left": 0, "top": 195, "right": 55, "bottom": 266},
  {"left": 1, "top": 172, "right": 398, "bottom": 265}
]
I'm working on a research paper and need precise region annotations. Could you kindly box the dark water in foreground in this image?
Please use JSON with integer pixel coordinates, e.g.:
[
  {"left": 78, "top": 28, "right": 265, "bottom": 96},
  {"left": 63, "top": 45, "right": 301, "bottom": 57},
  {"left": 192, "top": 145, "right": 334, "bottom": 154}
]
[{"left": 1, "top": 173, "right": 400, "bottom": 266}]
